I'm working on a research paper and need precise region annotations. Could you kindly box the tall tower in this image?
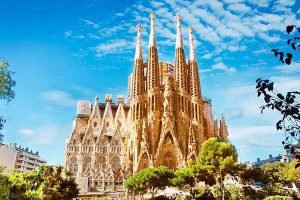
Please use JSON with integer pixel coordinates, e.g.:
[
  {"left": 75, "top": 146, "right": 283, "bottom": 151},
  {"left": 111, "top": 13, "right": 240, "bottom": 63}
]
[
  {"left": 146, "top": 13, "right": 161, "bottom": 157},
  {"left": 147, "top": 13, "right": 160, "bottom": 110},
  {"left": 131, "top": 24, "right": 145, "bottom": 120},
  {"left": 131, "top": 24, "right": 146, "bottom": 170},
  {"left": 188, "top": 26, "right": 204, "bottom": 150},
  {"left": 189, "top": 27, "right": 202, "bottom": 119},
  {"left": 174, "top": 15, "right": 187, "bottom": 94},
  {"left": 174, "top": 15, "right": 189, "bottom": 160}
]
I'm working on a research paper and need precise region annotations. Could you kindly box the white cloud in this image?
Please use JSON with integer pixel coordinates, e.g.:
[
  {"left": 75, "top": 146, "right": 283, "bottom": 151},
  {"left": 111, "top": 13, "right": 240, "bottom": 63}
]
[
  {"left": 150, "top": 1, "right": 165, "bottom": 8},
  {"left": 246, "top": 0, "right": 271, "bottom": 7},
  {"left": 227, "top": 3, "right": 251, "bottom": 13},
  {"left": 230, "top": 125, "right": 276, "bottom": 139},
  {"left": 19, "top": 128, "right": 35, "bottom": 136},
  {"left": 223, "top": 0, "right": 245, "bottom": 3},
  {"left": 274, "top": 64, "right": 300, "bottom": 74},
  {"left": 115, "top": 13, "right": 125, "bottom": 17},
  {"left": 95, "top": 39, "right": 134, "bottom": 57},
  {"left": 201, "top": 53, "right": 213, "bottom": 59},
  {"left": 32, "top": 125, "right": 60, "bottom": 145},
  {"left": 211, "top": 62, "right": 237, "bottom": 73},
  {"left": 64, "top": 31, "right": 73, "bottom": 38},
  {"left": 81, "top": 19, "right": 99, "bottom": 29},
  {"left": 17, "top": 125, "right": 63, "bottom": 146},
  {"left": 65, "top": 0, "right": 298, "bottom": 62},
  {"left": 258, "top": 32, "right": 281, "bottom": 43},
  {"left": 41, "top": 90, "right": 76, "bottom": 108},
  {"left": 228, "top": 45, "right": 247, "bottom": 52}
]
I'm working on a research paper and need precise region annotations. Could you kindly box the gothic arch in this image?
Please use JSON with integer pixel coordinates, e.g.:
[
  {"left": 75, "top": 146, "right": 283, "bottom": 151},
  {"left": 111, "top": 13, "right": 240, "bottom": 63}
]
[
  {"left": 136, "top": 151, "right": 150, "bottom": 171},
  {"left": 155, "top": 130, "right": 184, "bottom": 169}
]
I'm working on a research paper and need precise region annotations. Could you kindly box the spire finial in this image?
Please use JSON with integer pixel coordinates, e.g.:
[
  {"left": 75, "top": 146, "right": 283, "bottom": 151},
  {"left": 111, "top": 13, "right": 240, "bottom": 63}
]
[
  {"left": 135, "top": 24, "right": 143, "bottom": 60},
  {"left": 150, "top": 12, "right": 155, "bottom": 19},
  {"left": 95, "top": 95, "right": 99, "bottom": 101},
  {"left": 176, "top": 15, "right": 183, "bottom": 48},
  {"left": 149, "top": 13, "right": 157, "bottom": 48},
  {"left": 189, "top": 26, "right": 196, "bottom": 62}
]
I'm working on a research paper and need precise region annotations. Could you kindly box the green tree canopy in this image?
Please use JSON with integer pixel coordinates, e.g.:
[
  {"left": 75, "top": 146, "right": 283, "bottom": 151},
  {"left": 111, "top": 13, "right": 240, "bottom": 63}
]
[
  {"left": 0, "top": 59, "right": 16, "bottom": 131},
  {"left": 0, "top": 60, "right": 15, "bottom": 102},
  {"left": 0, "top": 166, "right": 10, "bottom": 200},
  {"left": 124, "top": 166, "right": 174, "bottom": 198},
  {"left": 171, "top": 167, "right": 195, "bottom": 189},
  {"left": 279, "top": 159, "right": 300, "bottom": 184},
  {"left": 238, "top": 164, "right": 265, "bottom": 185},
  {"left": 1, "top": 165, "right": 79, "bottom": 200},
  {"left": 194, "top": 137, "right": 239, "bottom": 200}
]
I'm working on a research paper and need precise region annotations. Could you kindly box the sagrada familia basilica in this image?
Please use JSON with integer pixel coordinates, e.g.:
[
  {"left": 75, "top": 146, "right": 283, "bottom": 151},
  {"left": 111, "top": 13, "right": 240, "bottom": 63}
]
[{"left": 65, "top": 13, "right": 229, "bottom": 195}]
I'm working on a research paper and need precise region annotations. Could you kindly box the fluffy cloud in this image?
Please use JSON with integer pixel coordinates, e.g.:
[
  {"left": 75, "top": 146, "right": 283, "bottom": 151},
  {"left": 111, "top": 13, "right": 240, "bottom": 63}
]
[
  {"left": 95, "top": 39, "right": 134, "bottom": 57},
  {"left": 41, "top": 90, "right": 76, "bottom": 108},
  {"left": 17, "top": 125, "right": 62, "bottom": 145},
  {"left": 227, "top": 3, "right": 252, "bottom": 13},
  {"left": 19, "top": 128, "right": 35, "bottom": 136},
  {"left": 81, "top": 19, "right": 99, "bottom": 29},
  {"left": 211, "top": 62, "right": 237, "bottom": 73}
]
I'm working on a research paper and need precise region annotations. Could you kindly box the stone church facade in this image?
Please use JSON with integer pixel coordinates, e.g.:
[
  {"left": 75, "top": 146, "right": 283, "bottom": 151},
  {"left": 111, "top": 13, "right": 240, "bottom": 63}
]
[{"left": 65, "top": 13, "right": 228, "bottom": 195}]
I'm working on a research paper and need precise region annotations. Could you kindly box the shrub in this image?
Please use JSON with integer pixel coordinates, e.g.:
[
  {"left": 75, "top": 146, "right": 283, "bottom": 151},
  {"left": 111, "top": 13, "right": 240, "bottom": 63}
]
[
  {"left": 225, "top": 185, "right": 245, "bottom": 200},
  {"left": 242, "top": 186, "right": 267, "bottom": 200},
  {"left": 211, "top": 184, "right": 245, "bottom": 200},
  {"left": 185, "top": 188, "right": 215, "bottom": 200},
  {"left": 263, "top": 195, "right": 293, "bottom": 200}
]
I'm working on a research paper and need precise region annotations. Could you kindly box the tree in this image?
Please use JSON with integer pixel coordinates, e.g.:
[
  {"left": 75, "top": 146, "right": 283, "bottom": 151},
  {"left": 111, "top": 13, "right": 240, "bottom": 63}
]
[
  {"left": 256, "top": 79, "right": 300, "bottom": 166},
  {"left": 261, "top": 162, "right": 288, "bottom": 196},
  {"left": 271, "top": 25, "right": 300, "bottom": 65},
  {"left": 238, "top": 164, "right": 265, "bottom": 185},
  {"left": 171, "top": 167, "right": 195, "bottom": 189},
  {"left": 0, "top": 166, "right": 10, "bottom": 200},
  {"left": 0, "top": 59, "right": 16, "bottom": 131},
  {"left": 257, "top": 25, "right": 300, "bottom": 166},
  {"left": 261, "top": 162, "right": 286, "bottom": 184},
  {"left": 194, "top": 137, "right": 239, "bottom": 200},
  {"left": 124, "top": 166, "right": 174, "bottom": 199},
  {"left": 279, "top": 159, "right": 300, "bottom": 184},
  {"left": 7, "top": 165, "right": 79, "bottom": 200}
]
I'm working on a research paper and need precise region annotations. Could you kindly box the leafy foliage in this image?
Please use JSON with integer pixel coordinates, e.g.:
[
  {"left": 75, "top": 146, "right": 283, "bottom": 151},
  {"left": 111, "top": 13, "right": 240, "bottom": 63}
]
[
  {"left": 185, "top": 188, "right": 215, "bottom": 200},
  {"left": 0, "top": 165, "right": 79, "bottom": 200},
  {"left": 238, "top": 164, "right": 265, "bottom": 185},
  {"left": 256, "top": 79, "right": 300, "bottom": 166},
  {"left": 278, "top": 159, "right": 300, "bottom": 184},
  {"left": 261, "top": 162, "right": 286, "bottom": 185},
  {"left": 171, "top": 167, "right": 195, "bottom": 189},
  {"left": 264, "top": 195, "right": 293, "bottom": 200},
  {"left": 194, "top": 138, "right": 239, "bottom": 200},
  {"left": 0, "top": 166, "right": 10, "bottom": 200},
  {"left": 271, "top": 25, "right": 300, "bottom": 65},
  {"left": 0, "top": 59, "right": 16, "bottom": 131},
  {"left": 124, "top": 166, "right": 174, "bottom": 198},
  {"left": 0, "top": 60, "right": 15, "bottom": 102}
]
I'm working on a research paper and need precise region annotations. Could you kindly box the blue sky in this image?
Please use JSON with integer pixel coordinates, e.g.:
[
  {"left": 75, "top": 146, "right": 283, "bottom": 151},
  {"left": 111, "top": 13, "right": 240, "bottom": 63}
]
[{"left": 0, "top": 0, "right": 299, "bottom": 165}]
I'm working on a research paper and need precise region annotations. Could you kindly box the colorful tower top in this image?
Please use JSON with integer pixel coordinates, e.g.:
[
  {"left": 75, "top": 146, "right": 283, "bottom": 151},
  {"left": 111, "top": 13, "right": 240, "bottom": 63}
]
[
  {"left": 134, "top": 24, "right": 143, "bottom": 60},
  {"left": 176, "top": 15, "right": 183, "bottom": 49},
  {"left": 148, "top": 13, "right": 157, "bottom": 48},
  {"left": 189, "top": 26, "right": 196, "bottom": 62}
]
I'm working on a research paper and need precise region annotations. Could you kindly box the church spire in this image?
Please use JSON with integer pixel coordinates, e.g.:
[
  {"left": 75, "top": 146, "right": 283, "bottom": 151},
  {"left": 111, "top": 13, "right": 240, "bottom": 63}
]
[
  {"left": 148, "top": 13, "right": 157, "bottom": 48},
  {"left": 189, "top": 26, "right": 201, "bottom": 99},
  {"left": 147, "top": 13, "right": 159, "bottom": 91},
  {"left": 134, "top": 24, "right": 143, "bottom": 60},
  {"left": 189, "top": 27, "right": 196, "bottom": 62},
  {"left": 174, "top": 14, "right": 187, "bottom": 92},
  {"left": 132, "top": 24, "right": 145, "bottom": 100},
  {"left": 176, "top": 15, "right": 183, "bottom": 49}
]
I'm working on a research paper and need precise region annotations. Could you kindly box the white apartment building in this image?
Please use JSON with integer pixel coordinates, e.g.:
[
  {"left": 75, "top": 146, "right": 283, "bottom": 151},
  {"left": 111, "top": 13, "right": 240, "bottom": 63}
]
[{"left": 0, "top": 143, "right": 46, "bottom": 172}]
